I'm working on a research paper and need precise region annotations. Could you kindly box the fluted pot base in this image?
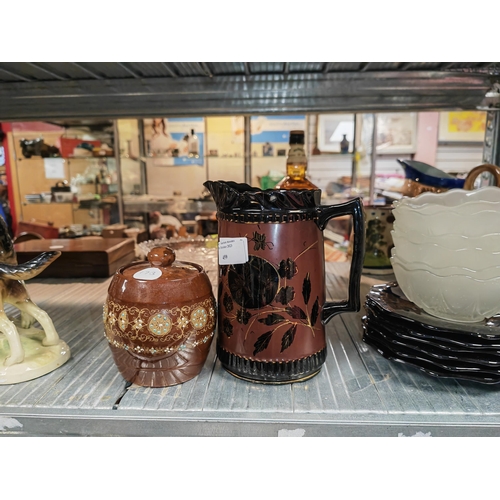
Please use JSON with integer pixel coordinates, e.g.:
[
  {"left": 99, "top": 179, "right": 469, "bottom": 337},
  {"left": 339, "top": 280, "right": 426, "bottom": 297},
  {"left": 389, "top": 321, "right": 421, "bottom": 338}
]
[{"left": 217, "top": 344, "right": 326, "bottom": 384}]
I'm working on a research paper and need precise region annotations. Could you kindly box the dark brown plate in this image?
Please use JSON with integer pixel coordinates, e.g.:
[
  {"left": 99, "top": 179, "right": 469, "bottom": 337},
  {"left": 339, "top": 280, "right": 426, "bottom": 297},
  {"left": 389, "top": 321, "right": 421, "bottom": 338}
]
[
  {"left": 366, "top": 283, "right": 500, "bottom": 344},
  {"left": 363, "top": 315, "right": 500, "bottom": 370},
  {"left": 362, "top": 325, "right": 500, "bottom": 385}
]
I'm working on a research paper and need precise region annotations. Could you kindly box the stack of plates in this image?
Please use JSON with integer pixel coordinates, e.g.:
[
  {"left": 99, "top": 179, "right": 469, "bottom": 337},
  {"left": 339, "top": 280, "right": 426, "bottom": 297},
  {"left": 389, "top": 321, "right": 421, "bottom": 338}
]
[{"left": 362, "top": 282, "right": 500, "bottom": 384}]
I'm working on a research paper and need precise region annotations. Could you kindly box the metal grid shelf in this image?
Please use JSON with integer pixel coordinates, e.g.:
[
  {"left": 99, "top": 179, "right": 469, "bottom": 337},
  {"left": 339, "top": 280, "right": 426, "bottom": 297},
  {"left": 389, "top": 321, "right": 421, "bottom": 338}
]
[
  {"left": 1, "top": 264, "right": 500, "bottom": 437},
  {"left": 1, "top": 62, "right": 499, "bottom": 120}
]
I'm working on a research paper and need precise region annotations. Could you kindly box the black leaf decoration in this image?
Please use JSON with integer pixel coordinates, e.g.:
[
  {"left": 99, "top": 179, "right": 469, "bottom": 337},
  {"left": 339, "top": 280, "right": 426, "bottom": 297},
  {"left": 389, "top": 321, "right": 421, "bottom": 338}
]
[
  {"left": 278, "top": 258, "right": 297, "bottom": 279},
  {"left": 218, "top": 282, "right": 223, "bottom": 300},
  {"left": 281, "top": 324, "right": 297, "bottom": 352},
  {"left": 311, "top": 297, "right": 319, "bottom": 326},
  {"left": 222, "top": 318, "right": 233, "bottom": 338},
  {"left": 258, "top": 313, "right": 285, "bottom": 325},
  {"left": 253, "top": 331, "right": 273, "bottom": 356},
  {"left": 252, "top": 232, "right": 265, "bottom": 250},
  {"left": 250, "top": 231, "right": 274, "bottom": 251},
  {"left": 302, "top": 273, "right": 311, "bottom": 305},
  {"left": 236, "top": 308, "right": 251, "bottom": 325},
  {"left": 286, "top": 305, "right": 308, "bottom": 319},
  {"left": 275, "top": 286, "right": 295, "bottom": 305},
  {"left": 221, "top": 265, "right": 229, "bottom": 277},
  {"left": 223, "top": 293, "right": 234, "bottom": 313}
]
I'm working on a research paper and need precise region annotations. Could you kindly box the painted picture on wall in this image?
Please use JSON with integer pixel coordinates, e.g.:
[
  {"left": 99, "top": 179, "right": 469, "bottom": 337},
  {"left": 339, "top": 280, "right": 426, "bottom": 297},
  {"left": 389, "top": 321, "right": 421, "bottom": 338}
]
[
  {"left": 250, "top": 115, "right": 306, "bottom": 157},
  {"left": 317, "top": 114, "right": 355, "bottom": 153},
  {"left": 231, "top": 116, "right": 244, "bottom": 144},
  {"left": 438, "top": 111, "right": 487, "bottom": 143},
  {"left": 376, "top": 112, "right": 417, "bottom": 154},
  {"left": 143, "top": 117, "right": 205, "bottom": 166}
]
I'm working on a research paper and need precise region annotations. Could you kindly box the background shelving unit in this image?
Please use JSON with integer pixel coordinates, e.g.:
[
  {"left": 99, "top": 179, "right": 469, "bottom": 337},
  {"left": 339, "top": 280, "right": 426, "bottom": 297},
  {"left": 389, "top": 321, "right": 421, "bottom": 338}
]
[{"left": 9, "top": 122, "right": 120, "bottom": 231}]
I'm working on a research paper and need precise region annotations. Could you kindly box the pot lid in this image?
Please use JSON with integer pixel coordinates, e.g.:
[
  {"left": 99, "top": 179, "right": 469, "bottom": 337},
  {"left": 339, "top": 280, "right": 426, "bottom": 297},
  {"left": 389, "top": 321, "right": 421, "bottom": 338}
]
[
  {"left": 108, "top": 246, "right": 213, "bottom": 307},
  {"left": 121, "top": 246, "right": 203, "bottom": 283}
]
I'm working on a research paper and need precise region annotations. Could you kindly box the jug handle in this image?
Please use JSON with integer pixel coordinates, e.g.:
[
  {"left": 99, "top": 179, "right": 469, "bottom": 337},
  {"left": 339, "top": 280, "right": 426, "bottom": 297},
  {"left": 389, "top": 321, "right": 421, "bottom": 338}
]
[
  {"left": 463, "top": 164, "right": 500, "bottom": 190},
  {"left": 317, "top": 197, "right": 365, "bottom": 324}
]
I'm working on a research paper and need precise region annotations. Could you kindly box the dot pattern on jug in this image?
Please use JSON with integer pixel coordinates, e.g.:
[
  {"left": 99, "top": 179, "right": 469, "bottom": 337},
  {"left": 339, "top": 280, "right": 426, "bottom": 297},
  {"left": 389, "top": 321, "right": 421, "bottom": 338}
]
[
  {"left": 104, "top": 330, "right": 215, "bottom": 356},
  {"left": 191, "top": 306, "right": 208, "bottom": 330},
  {"left": 132, "top": 318, "right": 145, "bottom": 331},
  {"left": 178, "top": 315, "right": 190, "bottom": 329},
  {"left": 119, "top": 311, "right": 128, "bottom": 331},
  {"left": 148, "top": 313, "right": 173, "bottom": 336}
]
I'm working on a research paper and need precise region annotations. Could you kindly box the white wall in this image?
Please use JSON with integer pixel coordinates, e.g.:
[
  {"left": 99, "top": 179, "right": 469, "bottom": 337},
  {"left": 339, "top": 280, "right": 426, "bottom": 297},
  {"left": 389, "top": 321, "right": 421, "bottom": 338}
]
[
  {"left": 146, "top": 163, "right": 208, "bottom": 198},
  {"left": 146, "top": 144, "right": 484, "bottom": 197},
  {"left": 208, "top": 157, "right": 245, "bottom": 184},
  {"left": 137, "top": 111, "right": 486, "bottom": 199},
  {"left": 307, "top": 155, "right": 354, "bottom": 191},
  {"left": 434, "top": 145, "right": 483, "bottom": 174}
]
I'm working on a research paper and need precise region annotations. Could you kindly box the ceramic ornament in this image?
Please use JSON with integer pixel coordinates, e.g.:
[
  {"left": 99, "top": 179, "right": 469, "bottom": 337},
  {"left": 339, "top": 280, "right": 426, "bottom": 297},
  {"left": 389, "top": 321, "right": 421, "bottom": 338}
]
[
  {"left": 204, "top": 181, "right": 365, "bottom": 384},
  {"left": 104, "top": 246, "right": 216, "bottom": 387},
  {"left": 0, "top": 217, "right": 70, "bottom": 384}
]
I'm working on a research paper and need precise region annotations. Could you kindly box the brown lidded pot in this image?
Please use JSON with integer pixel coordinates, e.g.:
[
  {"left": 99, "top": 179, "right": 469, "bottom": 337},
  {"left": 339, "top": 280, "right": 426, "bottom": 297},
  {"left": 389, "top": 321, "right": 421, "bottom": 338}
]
[{"left": 103, "top": 246, "right": 216, "bottom": 387}]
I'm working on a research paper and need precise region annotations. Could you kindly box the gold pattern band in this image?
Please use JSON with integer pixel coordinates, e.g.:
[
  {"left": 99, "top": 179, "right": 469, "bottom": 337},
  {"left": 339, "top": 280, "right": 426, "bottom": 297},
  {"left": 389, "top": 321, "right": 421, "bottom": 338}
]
[
  {"left": 104, "top": 330, "right": 215, "bottom": 356},
  {"left": 104, "top": 297, "right": 216, "bottom": 345}
]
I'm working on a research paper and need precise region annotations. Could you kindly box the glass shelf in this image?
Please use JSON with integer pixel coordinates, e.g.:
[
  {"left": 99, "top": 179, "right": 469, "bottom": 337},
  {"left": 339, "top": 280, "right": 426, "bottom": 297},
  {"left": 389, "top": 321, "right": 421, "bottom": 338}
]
[
  {"left": 119, "top": 155, "right": 246, "bottom": 161},
  {"left": 120, "top": 155, "right": 141, "bottom": 161},
  {"left": 139, "top": 155, "right": 203, "bottom": 161},
  {"left": 17, "top": 156, "right": 115, "bottom": 161}
]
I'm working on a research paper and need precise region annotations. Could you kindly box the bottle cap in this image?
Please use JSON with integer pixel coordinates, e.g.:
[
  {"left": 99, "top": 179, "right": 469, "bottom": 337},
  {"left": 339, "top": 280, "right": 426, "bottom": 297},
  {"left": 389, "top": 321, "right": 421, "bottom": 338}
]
[{"left": 289, "top": 130, "right": 305, "bottom": 145}]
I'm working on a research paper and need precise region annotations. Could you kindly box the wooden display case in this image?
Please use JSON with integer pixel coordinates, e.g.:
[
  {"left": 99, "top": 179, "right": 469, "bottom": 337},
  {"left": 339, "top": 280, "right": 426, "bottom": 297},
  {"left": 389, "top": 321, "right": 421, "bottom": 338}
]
[{"left": 14, "top": 237, "right": 135, "bottom": 278}]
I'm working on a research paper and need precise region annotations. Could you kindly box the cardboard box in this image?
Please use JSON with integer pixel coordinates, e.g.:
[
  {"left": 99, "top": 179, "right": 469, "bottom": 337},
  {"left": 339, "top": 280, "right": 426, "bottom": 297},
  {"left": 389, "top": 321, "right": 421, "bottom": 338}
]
[{"left": 14, "top": 238, "right": 136, "bottom": 278}]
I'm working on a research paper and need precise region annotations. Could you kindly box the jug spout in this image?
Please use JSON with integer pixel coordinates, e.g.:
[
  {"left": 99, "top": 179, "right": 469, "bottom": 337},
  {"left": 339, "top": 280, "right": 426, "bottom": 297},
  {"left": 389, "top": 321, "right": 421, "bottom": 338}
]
[{"left": 203, "top": 180, "right": 253, "bottom": 210}]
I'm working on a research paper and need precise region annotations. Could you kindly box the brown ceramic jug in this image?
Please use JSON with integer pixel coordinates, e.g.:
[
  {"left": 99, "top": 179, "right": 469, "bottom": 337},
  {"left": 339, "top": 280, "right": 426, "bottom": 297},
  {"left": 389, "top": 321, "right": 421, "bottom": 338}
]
[
  {"left": 399, "top": 161, "right": 500, "bottom": 197},
  {"left": 204, "top": 181, "right": 365, "bottom": 384},
  {"left": 103, "top": 246, "right": 216, "bottom": 387}
]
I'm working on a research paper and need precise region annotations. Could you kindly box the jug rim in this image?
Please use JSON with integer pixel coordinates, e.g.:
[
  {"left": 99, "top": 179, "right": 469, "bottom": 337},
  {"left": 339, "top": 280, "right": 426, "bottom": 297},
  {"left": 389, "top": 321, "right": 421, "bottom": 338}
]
[{"left": 203, "top": 180, "right": 323, "bottom": 219}]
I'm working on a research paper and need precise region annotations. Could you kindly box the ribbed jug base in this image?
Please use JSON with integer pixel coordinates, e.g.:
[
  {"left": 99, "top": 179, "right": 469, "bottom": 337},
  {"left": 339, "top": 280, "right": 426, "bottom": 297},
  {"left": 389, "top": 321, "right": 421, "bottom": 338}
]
[{"left": 217, "top": 344, "right": 327, "bottom": 384}]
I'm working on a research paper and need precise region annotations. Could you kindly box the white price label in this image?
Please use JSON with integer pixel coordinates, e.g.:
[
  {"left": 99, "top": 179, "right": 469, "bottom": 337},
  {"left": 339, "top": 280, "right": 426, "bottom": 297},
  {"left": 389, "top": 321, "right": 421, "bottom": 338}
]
[
  {"left": 218, "top": 237, "right": 249, "bottom": 265},
  {"left": 133, "top": 268, "right": 162, "bottom": 280}
]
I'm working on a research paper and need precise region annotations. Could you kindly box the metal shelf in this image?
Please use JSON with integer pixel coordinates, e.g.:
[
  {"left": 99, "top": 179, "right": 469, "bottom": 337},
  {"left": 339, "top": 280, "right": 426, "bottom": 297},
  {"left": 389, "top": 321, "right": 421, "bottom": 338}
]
[{"left": 2, "top": 264, "right": 500, "bottom": 436}]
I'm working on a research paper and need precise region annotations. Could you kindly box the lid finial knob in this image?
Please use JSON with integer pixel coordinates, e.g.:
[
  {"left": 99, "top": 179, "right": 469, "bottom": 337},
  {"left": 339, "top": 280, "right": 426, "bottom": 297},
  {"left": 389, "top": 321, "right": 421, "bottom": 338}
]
[{"left": 147, "top": 246, "right": 176, "bottom": 267}]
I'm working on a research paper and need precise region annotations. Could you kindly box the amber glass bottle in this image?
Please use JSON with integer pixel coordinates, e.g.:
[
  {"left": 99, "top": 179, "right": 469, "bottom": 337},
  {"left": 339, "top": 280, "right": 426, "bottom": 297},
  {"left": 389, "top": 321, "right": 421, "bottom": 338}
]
[{"left": 275, "top": 130, "right": 318, "bottom": 190}]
